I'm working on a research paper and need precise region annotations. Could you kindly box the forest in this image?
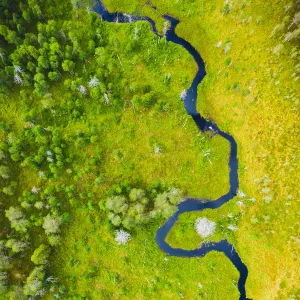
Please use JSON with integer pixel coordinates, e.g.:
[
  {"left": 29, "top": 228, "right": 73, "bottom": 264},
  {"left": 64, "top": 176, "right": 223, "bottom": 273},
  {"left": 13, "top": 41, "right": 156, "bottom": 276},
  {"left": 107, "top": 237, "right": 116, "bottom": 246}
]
[{"left": 0, "top": 0, "right": 299, "bottom": 299}]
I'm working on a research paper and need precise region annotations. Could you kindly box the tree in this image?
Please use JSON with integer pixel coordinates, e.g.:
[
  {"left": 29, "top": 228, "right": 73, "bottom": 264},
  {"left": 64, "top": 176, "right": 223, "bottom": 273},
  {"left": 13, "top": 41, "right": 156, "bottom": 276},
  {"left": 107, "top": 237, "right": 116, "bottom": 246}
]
[
  {"left": 0, "top": 241, "right": 9, "bottom": 270},
  {"left": 4, "top": 181, "right": 17, "bottom": 195},
  {"left": 48, "top": 71, "right": 59, "bottom": 81},
  {"left": 23, "top": 266, "right": 45, "bottom": 296},
  {"left": 31, "top": 244, "right": 51, "bottom": 265},
  {"left": 105, "top": 196, "right": 128, "bottom": 214},
  {"left": 152, "top": 190, "right": 179, "bottom": 218},
  {"left": 48, "top": 197, "right": 59, "bottom": 207},
  {"left": 42, "top": 214, "right": 62, "bottom": 235},
  {"left": 5, "top": 207, "right": 29, "bottom": 233},
  {"left": 0, "top": 150, "right": 5, "bottom": 160},
  {"left": 129, "top": 188, "right": 145, "bottom": 202},
  {"left": 122, "top": 216, "right": 134, "bottom": 229},
  {"left": 49, "top": 55, "right": 59, "bottom": 69},
  {"left": 34, "top": 73, "right": 48, "bottom": 96},
  {"left": 22, "top": 9, "right": 31, "bottom": 22},
  {"left": 90, "top": 86, "right": 101, "bottom": 99},
  {"left": 167, "top": 188, "right": 182, "bottom": 205},
  {"left": 5, "top": 239, "right": 27, "bottom": 253},
  {"left": 37, "top": 55, "right": 49, "bottom": 69},
  {"left": 0, "top": 272, "right": 8, "bottom": 295},
  {"left": 0, "top": 25, "right": 19, "bottom": 45},
  {"left": 48, "top": 235, "right": 60, "bottom": 246},
  {"left": 2, "top": 184, "right": 15, "bottom": 195},
  {"left": 62, "top": 60, "right": 75, "bottom": 72},
  {"left": 133, "top": 203, "right": 145, "bottom": 214},
  {"left": 110, "top": 214, "right": 121, "bottom": 226},
  {"left": 0, "top": 165, "right": 9, "bottom": 179}
]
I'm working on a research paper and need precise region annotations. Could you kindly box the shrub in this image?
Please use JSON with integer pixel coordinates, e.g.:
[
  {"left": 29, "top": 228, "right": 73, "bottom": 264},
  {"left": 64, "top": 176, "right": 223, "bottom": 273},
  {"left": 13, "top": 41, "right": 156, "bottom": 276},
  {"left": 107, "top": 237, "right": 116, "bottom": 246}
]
[
  {"left": 5, "top": 207, "right": 29, "bottom": 233},
  {"left": 23, "top": 266, "right": 45, "bottom": 296},
  {"left": 42, "top": 214, "right": 62, "bottom": 235},
  {"left": 31, "top": 244, "right": 51, "bottom": 265},
  {"left": 5, "top": 239, "right": 27, "bottom": 253}
]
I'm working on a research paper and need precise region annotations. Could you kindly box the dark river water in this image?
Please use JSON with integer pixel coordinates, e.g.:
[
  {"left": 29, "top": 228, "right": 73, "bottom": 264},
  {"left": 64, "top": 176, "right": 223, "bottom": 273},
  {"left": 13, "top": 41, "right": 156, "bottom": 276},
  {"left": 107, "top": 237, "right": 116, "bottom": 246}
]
[{"left": 94, "top": 1, "right": 250, "bottom": 299}]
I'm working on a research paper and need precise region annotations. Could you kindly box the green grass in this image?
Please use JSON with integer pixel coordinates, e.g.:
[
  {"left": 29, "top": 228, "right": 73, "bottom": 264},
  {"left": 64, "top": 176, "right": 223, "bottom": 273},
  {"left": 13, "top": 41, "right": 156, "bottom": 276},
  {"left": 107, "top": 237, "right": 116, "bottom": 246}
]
[
  {"left": 165, "top": 198, "right": 243, "bottom": 250},
  {"left": 52, "top": 209, "right": 240, "bottom": 299},
  {"left": 100, "top": 1, "right": 300, "bottom": 299},
  {"left": 0, "top": 9, "right": 232, "bottom": 298},
  {"left": 1, "top": 0, "right": 299, "bottom": 299},
  {"left": 49, "top": 20, "right": 233, "bottom": 298}
]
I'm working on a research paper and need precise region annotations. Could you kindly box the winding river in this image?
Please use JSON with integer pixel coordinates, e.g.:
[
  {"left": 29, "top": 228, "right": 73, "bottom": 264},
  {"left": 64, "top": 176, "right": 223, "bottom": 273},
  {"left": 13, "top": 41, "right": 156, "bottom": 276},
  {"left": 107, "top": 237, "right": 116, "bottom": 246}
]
[{"left": 94, "top": 1, "right": 250, "bottom": 299}]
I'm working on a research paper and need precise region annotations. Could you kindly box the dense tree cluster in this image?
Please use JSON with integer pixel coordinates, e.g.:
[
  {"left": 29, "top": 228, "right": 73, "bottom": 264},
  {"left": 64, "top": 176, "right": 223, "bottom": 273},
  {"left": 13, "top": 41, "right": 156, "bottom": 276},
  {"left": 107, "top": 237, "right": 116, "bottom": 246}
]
[
  {"left": 0, "top": 121, "right": 73, "bottom": 296},
  {"left": 0, "top": 0, "right": 174, "bottom": 114},
  {"left": 100, "top": 183, "right": 182, "bottom": 229}
]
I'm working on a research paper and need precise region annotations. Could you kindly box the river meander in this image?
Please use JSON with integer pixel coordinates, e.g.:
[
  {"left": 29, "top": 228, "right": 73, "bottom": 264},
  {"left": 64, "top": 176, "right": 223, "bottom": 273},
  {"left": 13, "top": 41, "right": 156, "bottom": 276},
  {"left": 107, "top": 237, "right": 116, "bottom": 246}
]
[{"left": 94, "top": 1, "right": 250, "bottom": 299}]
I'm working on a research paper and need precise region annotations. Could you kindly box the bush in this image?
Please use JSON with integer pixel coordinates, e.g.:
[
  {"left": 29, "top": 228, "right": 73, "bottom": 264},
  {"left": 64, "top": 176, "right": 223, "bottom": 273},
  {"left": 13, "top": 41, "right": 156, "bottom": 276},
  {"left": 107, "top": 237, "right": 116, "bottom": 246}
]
[
  {"left": 23, "top": 266, "right": 45, "bottom": 296},
  {"left": 42, "top": 214, "right": 62, "bottom": 235},
  {"left": 31, "top": 244, "right": 51, "bottom": 265},
  {"left": 5, "top": 207, "right": 29, "bottom": 233},
  {"left": 6, "top": 239, "right": 27, "bottom": 253}
]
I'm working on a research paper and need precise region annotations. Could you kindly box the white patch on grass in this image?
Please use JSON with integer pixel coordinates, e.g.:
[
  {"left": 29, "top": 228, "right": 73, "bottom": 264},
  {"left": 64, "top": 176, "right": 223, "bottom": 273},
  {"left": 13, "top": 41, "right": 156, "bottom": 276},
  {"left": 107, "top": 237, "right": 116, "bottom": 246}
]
[
  {"left": 180, "top": 89, "right": 187, "bottom": 101},
  {"left": 237, "top": 190, "right": 246, "bottom": 198},
  {"left": 115, "top": 230, "right": 131, "bottom": 245},
  {"left": 154, "top": 145, "right": 161, "bottom": 154},
  {"left": 79, "top": 85, "right": 87, "bottom": 95},
  {"left": 195, "top": 218, "right": 216, "bottom": 238},
  {"left": 228, "top": 224, "right": 238, "bottom": 231},
  {"left": 31, "top": 186, "right": 40, "bottom": 194},
  {"left": 216, "top": 41, "right": 222, "bottom": 48}
]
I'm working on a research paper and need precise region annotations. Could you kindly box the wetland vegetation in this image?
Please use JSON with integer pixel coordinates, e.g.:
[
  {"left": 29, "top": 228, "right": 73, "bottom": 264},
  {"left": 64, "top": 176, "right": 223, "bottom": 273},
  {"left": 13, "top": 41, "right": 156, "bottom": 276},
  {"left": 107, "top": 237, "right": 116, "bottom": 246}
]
[{"left": 0, "top": 0, "right": 299, "bottom": 299}]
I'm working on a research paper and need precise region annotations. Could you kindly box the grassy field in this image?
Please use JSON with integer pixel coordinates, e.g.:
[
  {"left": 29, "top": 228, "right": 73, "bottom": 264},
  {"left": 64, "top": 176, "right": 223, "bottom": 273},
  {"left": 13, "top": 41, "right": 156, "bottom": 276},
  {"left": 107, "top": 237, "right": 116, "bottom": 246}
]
[
  {"left": 50, "top": 18, "right": 234, "bottom": 299},
  {"left": 0, "top": 9, "right": 233, "bottom": 298},
  {"left": 52, "top": 209, "right": 240, "bottom": 299},
  {"left": 100, "top": 0, "right": 300, "bottom": 299},
  {"left": 1, "top": 0, "right": 299, "bottom": 299}
]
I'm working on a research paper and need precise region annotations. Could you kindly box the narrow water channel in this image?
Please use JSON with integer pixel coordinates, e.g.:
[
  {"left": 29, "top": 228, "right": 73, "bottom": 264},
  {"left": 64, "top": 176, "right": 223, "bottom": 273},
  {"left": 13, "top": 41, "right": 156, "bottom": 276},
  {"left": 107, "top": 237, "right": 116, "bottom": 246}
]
[{"left": 94, "top": 1, "right": 251, "bottom": 299}]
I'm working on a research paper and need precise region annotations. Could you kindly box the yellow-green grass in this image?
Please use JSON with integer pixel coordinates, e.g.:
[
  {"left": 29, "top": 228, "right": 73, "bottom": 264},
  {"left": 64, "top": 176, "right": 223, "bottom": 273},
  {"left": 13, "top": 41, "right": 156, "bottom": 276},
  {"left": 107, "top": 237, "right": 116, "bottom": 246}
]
[
  {"left": 166, "top": 198, "right": 242, "bottom": 250},
  {"left": 2, "top": 1, "right": 298, "bottom": 298},
  {"left": 92, "top": 110, "right": 230, "bottom": 199},
  {"left": 0, "top": 16, "right": 233, "bottom": 298},
  {"left": 51, "top": 208, "right": 240, "bottom": 299},
  {"left": 101, "top": 1, "right": 300, "bottom": 299},
  {"left": 45, "top": 15, "right": 234, "bottom": 299},
  {"left": 53, "top": 20, "right": 231, "bottom": 200}
]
